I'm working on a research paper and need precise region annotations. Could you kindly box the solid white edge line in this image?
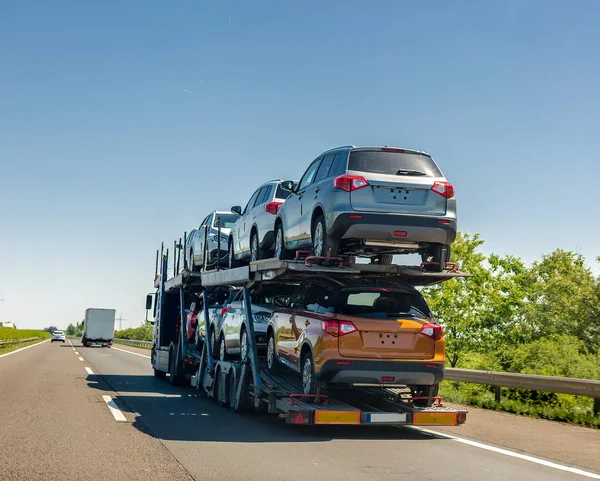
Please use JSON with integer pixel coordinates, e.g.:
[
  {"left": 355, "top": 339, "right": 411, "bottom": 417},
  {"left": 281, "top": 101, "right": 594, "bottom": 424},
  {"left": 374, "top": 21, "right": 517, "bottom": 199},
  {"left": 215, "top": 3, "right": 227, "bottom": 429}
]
[
  {"left": 78, "top": 356, "right": 84, "bottom": 361},
  {"left": 102, "top": 395, "right": 127, "bottom": 422},
  {"left": 85, "top": 367, "right": 94, "bottom": 375},
  {"left": 111, "top": 346, "right": 151, "bottom": 359},
  {"left": 0, "top": 339, "right": 50, "bottom": 359},
  {"left": 410, "top": 426, "right": 600, "bottom": 479}
]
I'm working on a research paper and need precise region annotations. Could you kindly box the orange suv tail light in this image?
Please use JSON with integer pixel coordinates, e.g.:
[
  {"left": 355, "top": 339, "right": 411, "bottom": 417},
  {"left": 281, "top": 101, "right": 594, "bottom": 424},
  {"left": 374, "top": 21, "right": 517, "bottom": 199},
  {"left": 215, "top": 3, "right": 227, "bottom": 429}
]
[
  {"left": 321, "top": 320, "right": 357, "bottom": 337},
  {"left": 419, "top": 323, "right": 444, "bottom": 340},
  {"left": 333, "top": 174, "right": 369, "bottom": 192}
]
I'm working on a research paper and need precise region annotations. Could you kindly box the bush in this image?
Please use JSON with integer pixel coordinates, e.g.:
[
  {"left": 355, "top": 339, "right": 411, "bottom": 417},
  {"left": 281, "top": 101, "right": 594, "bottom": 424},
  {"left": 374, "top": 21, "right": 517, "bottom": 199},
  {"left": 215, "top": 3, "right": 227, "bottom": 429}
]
[{"left": 114, "top": 322, "right": 153, "bottom": 341}]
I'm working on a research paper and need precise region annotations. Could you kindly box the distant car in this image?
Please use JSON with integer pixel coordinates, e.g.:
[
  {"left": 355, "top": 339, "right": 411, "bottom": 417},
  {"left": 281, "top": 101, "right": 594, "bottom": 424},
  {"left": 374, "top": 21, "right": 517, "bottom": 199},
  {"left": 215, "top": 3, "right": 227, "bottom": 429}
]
[
  {"left": 51, "top": 330, "right": 66, "bottom": 343},
  {"left": 216, "top": 284, "right": 296, "bottom": 361},
  {"left": 274, "top": 146, "right": 456, "bottom": 270},
  {"left": 186, "top": 211, "right": 237, "bottom": 271},
  {"left": 228, "top": 180, "right": 295, "bottom": 267},
  {"left": 266, "top": 276, "right": 445, "bottom": 405}
]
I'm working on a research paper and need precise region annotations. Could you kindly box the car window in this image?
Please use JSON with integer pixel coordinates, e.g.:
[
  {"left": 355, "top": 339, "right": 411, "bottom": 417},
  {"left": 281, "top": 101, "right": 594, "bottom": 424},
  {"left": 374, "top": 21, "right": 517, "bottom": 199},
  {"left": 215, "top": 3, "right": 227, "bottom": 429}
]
[
  {"left": 288, "top": 284, "right": 311, "bottom": 309},
  {"left": 302, "top": 284, "right": 335, "bottom": 313},
  {"left": 256, "top": 184, "right": 274, "bottom": 205},
  {"left": 213, "top": 213, "right": 238, "bottom": 229},
  {"left": 329, "top": 151, "right": 348, "bottom": 177},
  {"left": 297, "top": 159, "right": 322, "bottom": 191},
  {"left": 348, "top": 150, "right": 442, "bottom": 177},
  {"left": 275, "top": 183, "right": 293, "bottom": 200},
  {"left": 243, "top": 189, "right": 261, "bottom": 215},
  {"left": 335, "top": 288, "right": 431, "bottom": 319},
  {"left": 314, "top": 154, "right": 335, "bottom": 183}
]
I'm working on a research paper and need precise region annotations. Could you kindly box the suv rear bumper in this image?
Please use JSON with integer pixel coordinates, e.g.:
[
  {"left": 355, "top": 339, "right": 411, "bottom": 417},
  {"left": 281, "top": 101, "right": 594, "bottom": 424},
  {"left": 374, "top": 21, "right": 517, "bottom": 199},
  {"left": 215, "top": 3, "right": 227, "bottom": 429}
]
[
  {"left": 329, "top": 213, "right": 456, "bottom": 246},
  {"left": 317, "top": 360, "right": 444, "bottom": 386}
]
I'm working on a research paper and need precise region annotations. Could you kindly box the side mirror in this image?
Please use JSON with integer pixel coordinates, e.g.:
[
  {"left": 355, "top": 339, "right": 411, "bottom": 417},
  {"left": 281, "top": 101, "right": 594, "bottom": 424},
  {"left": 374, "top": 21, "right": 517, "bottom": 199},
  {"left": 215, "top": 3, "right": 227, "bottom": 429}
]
[
  {"left": 145, "top": 294, "right": 153, "bottom": 310},
  {"left": 280, "top": 180, "right": 295, "bottom": 192},
  {"left": 231, "top": 205, "right": 242, "bottom": 215}
]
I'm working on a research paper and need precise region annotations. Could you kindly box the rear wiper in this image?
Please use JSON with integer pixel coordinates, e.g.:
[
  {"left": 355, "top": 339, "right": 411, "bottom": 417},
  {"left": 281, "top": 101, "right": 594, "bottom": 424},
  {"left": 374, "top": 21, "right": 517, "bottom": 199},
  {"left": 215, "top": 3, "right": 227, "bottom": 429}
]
[{"left": 396, "top": 169, "right": 426, "bottom": 176}]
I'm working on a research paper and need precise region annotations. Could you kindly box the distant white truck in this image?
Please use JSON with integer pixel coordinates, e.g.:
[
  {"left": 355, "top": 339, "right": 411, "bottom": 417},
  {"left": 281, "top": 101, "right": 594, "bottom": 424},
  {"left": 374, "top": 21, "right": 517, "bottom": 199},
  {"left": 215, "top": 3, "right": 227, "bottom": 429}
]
[{"left": 82, "top": 308, "right": 116, "bottom": 347}]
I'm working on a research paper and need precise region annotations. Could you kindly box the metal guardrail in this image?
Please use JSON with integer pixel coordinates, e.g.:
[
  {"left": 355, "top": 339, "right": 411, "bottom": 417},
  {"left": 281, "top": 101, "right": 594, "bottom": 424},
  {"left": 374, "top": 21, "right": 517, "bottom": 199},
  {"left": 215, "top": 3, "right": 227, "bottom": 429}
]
[
  {"left": 0, "top": 336, "right": 40, "bottom": 346},
  {"left": 113, "top": 339, "right": 152, "bottom": 348},
  {"left": 445, "top": 367, "right": 600, "bottom": 415}
]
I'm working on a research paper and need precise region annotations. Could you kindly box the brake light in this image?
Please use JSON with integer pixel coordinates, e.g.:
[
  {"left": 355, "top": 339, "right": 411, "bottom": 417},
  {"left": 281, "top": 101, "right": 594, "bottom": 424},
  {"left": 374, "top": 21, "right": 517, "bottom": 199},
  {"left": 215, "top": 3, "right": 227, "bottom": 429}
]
[
  {"left": 333, "top": 174, "right": 369, "bottom": 192},
  {"left": 265, "top": 201, "right": 283, "bottom": 215},
  {"left": 437, "top": 219, "right": 451, "bottom": 225},
  {"left": 419, "top": 323, "right": 444, "bottom": 340},
  {"left": 393, "top": 231, "right": 407, "bottom": 237},
  {"left": 431, "top": 182, "right": 455, "bottom": 199},
  {"left": 348, "top": 215, "right": 363, "bottom": 219},
  {"left": 380, "top": 376, "right": 395, "bottom": 382},
  {"left": 220, "top": 306, "right": 230, "bottom": 316},
  {"left": 321, "top": 320, "right": 357, "bottom": 337},
  {"left": 381, "top": 148, "right": 404, "bottom": 153}
]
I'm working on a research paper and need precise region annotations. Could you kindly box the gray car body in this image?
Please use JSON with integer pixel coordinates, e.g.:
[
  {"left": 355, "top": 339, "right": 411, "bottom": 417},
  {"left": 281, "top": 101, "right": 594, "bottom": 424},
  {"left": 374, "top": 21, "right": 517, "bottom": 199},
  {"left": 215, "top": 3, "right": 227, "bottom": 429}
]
[
  {"left": 275, "top": 146, "right": 457, "bottom": 257},
  {"left": 229, "top": 180, "right": 296, "bottom": 262},
  {"left": 186, "top": 211, "right": 232, "bottom": 270}
]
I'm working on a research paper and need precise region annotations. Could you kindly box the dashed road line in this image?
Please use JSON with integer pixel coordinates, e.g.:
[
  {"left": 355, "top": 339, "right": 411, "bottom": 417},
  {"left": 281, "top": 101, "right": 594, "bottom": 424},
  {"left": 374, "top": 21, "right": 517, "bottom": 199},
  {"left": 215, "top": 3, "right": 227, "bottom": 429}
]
[
  {"left": 78, "top": 356, "right": 84, "bottom": 361},
  {"left": 411, "top": 426, "right": 600, "bottom": 479},
  {"left": 75, "top": 351, "right": 79, "bottom": 355},
  {"left": 85, "top": 367, "right": 94, "bottom": 375},
  {"left": 102, "top": 395, "right": 127, "bottom": 422}
]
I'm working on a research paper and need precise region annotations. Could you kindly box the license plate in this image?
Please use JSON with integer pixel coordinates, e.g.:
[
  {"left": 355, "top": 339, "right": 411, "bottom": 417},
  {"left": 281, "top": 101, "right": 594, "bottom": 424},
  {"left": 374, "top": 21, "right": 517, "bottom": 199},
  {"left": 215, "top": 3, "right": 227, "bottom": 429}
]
[
  {"left": 413, "top": 412, "right": 457, "bottom": 426},
  {"left": 366, "top": 413, "right": 407, "bottom": 424},
  {"left": 314, "top": 410, "right": 360, "bottom": 424}
]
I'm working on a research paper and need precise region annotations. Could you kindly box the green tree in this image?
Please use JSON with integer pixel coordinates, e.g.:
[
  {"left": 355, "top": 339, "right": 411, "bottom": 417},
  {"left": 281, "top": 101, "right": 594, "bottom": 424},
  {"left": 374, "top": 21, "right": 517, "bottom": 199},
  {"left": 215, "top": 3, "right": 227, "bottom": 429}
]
[
  {"left": 66, "top": 323, "right": 77, "bottom": 336},
  {"left": 44, "top": 326, "right": 58, "bottom": 333}
]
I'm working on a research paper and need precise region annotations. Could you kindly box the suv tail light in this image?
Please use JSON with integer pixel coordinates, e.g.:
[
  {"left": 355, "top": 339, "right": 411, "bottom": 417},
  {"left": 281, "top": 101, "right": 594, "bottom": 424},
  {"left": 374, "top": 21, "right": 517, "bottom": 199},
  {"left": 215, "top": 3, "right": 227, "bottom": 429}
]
[
  {"left": 265, "top": 201, "right": 283, "bottom": 215},
  {"left": 431, "top": 181, "right": 455, "bottom": 199},
  {"left": 333, "top": 174, "right": 369, "bottom": 192},
  {"left": 321, "top": 320, "right": 357, "bottom": 337},
  {"left": 419, "top": 323, "right": 444, "bottom": 340}
]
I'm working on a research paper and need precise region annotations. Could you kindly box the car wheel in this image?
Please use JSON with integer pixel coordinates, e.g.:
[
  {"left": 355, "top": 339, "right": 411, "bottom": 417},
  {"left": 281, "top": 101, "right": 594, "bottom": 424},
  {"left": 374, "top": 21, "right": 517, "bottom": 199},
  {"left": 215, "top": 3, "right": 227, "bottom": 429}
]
[
  {"left": 194, "top": 323, "right": 203, "bottom": 350},
  {"left": 218, "top": 334, "right": 229, "bottom": 362},
  {"left": 274, "top": 223, "right": 291, "bottom": 260},
  {"left": 250, "top": 231, "right": 265, "bottom": 262},
  {"left": 189, "top": 249, "right": 198, "bottom": 272},
  {"left": 240, "top": 328, "right": 249, "bottom": 362},
  {"left": 228, "top": 239, "right": 240, "bottom": 268},
  {"left": 301, "top": 350, "right": 317, "bottom": 395},
  {"left": 312, "top": 215, "right": 339, "bottom": 258},
  {"left": 266, "top": 332, "right": 281, "bottom": 374},
  {"left": 411, "top": 384, "right": 439, "bottom": 407}
]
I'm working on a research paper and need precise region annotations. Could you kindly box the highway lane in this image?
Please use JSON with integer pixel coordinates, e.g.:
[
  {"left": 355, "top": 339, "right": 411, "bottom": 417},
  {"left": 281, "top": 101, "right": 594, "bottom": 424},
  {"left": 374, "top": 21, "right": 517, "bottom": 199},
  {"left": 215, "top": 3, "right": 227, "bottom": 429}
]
[
  {"left": 0, "top": 340, "right": 192, "bottom": 481},
  {"left": 77, "top": 342, "right": 600, "bottom": 481}
]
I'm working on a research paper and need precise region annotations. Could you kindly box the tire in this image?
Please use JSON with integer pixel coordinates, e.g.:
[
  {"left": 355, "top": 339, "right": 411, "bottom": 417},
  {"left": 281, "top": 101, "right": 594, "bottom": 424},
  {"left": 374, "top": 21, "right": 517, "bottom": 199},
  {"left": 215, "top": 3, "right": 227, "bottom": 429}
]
[
  {"left": 51, "top": 340, "right": 54, "bottom": 343},
  {"left": 312, "top": 215, "right": 339, "bottom": 258},
  {"left": 422, "top": 244, "right": 450, "bottom": 271},
  {"left": 228, "top": 370, "right": 238, "bottom": 409},
  {"left": 190, "top": 249, "right": 199, "bottom": 272},
  {"left": 194, "top": 323, "right": 203, "bottom": 350},
  {"left": 153, "top": 368, "right": 166, "bottom": 379},
  {"left": 274, "top": 222, "right": 291, "bottom": 260},
  {"left": 218, "top": 334, "right": 229, "bottom": 362},
  {"left": 371, "top": 254, "right": 394, "bottom": 265},
  {"left": 169, "top": 349, "right": 185, "bottom": 386},
  {"left": 228, "top": 239, "right": 240, "bottom": 268},
  {"left": 250, "top": 231, "right": 266, "bottom": 262},
  {"left": 240, "top": 328, "right": 249, "bottom": 362},
  {"left": 266, "top": 332, "right": 281, "bottom": 374},
  {"left": 301, "top": 350, "right": 317, "bottom": 395},
  {"left": 411, "top": 384, "right": 439, "bottom": 407},
  {"left": 210, "top": 328, "right": 218, "bottom": 358}
]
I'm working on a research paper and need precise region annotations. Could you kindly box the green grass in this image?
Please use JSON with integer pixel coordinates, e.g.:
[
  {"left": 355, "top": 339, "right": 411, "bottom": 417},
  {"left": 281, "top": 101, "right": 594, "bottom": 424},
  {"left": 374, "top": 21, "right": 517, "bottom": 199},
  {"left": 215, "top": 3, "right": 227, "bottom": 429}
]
[
  {"left": 440, "top": 380, "right": 600, "bottom": 428},
  {"left": 0, "top": 327, "right": 51, "bottom": 341}
]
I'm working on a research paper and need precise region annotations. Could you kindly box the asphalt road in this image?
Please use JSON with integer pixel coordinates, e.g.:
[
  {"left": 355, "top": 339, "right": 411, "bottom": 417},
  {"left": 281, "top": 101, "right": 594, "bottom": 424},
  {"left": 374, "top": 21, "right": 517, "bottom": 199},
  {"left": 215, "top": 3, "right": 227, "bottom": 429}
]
[{"left": 1, "top": 340, "right": 599, "bottom": 481}]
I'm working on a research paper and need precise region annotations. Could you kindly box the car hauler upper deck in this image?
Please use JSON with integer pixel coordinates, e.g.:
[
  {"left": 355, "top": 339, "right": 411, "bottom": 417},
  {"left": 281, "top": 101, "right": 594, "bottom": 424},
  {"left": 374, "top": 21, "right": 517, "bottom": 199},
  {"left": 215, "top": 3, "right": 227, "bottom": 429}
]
[{"left": 148, "top": 247, "right": 470, "bottom": 427}]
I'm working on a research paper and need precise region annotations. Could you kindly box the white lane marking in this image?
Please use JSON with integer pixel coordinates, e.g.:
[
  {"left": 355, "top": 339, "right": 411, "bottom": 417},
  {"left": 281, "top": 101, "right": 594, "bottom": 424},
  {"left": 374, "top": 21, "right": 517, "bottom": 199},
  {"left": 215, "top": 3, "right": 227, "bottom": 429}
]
[
  {"left": 111, "top": 346, "right": 151, "bottom": 359},
  {"left": 102, "top": 395, "right": 127, "bottom": 422},
  {"left": 78, "top": 356, "right": 84, "bottom": 361},
  {"left": 412, "top": 427, "right": 600, "bottom": 479},
  {"left": 85, "top": 367, "right": 94, "bottom": 375},
  {"left": 75, "top": 351, "right": 79, "bottom": 355},
  {"left": 0, "top": 339, "right": 50, "bottom": 359}
]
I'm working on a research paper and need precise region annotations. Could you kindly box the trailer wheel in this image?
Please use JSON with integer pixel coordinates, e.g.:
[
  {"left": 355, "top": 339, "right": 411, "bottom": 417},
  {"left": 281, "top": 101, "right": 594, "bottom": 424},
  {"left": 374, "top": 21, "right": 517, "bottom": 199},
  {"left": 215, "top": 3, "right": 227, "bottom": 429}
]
[
  {"left": 153, "top": 368, "right": 166, "bottom": 379},
  {"left": 227, "top": 370, "right": 237, "bottom": 409},
  {"left": 233, "top": 369, "right": 252, "bottom": 414},
  {"left": 169, "top": 349, "right": 185, "bottom": 386}
]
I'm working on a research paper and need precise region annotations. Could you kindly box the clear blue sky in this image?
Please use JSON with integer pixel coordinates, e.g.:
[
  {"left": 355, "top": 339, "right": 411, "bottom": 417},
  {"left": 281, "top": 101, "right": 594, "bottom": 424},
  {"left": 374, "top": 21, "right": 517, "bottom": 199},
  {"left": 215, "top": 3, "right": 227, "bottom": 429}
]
[{"left": 1, "top": 1, "right": 598, "bottom": 329}]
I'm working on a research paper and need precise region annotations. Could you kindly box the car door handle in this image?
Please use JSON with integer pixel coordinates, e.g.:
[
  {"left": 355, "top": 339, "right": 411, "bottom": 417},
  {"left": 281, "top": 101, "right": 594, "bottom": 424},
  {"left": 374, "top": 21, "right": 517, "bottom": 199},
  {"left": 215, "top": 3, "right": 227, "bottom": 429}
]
[{"left": 315, "top": 187, "right": 321, "bottom": 194}]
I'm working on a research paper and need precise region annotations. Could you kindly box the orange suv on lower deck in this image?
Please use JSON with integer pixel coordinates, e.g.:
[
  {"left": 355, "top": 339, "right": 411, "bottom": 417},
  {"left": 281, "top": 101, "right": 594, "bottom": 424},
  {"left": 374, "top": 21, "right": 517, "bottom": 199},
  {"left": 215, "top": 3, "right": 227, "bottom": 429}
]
[{"left": 266, "top": 276, "right": 445, "bottom": 404}]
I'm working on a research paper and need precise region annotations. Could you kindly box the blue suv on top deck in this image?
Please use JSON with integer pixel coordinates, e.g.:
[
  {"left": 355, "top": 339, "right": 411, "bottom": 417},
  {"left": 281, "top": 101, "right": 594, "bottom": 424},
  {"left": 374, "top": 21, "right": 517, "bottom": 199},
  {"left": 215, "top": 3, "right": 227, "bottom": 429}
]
[{"left": 273, "top": 146, "right": 456, "bottom": 270}]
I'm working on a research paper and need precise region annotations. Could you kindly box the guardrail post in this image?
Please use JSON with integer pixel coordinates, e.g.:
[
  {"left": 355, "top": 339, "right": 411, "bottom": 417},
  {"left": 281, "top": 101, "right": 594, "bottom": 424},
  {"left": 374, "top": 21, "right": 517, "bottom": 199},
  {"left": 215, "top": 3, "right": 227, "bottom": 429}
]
[
  {"left": 494, "top": 386, "right": 502, "bottom": 403},
  {"left": 594, "top": 398, "right": 599, "bottom": 416}
]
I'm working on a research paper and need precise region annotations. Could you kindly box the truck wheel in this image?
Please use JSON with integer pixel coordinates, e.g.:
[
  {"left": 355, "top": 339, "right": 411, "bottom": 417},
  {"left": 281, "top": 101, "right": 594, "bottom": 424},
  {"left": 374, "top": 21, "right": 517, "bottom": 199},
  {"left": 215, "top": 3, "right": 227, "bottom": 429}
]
[
  {"left": 154, "top": 368, "right": 166, "bottom": 379},
  {"left": 169, "top": 350, "right": 185, "bottom": 386},
  {"left": 411, "top": 384, "right": 439, "bottom": 407}
]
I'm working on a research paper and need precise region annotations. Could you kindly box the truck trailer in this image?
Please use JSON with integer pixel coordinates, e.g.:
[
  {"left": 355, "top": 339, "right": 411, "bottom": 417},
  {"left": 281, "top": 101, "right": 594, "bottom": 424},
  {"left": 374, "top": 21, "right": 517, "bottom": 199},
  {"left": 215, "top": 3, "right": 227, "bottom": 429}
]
[
  {"left": 147, "top": 244, "right": 471, "bottom": 428},
  {"left": 82, "top": 308, "right": 116, "bottom": 347}
]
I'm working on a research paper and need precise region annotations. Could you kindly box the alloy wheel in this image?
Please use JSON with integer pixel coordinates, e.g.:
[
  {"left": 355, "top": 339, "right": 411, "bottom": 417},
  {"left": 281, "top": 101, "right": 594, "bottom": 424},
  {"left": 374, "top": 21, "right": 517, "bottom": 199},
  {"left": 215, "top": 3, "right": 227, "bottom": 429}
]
[{"left": 313, "top": 221, "right": 324, "bottom": 257}]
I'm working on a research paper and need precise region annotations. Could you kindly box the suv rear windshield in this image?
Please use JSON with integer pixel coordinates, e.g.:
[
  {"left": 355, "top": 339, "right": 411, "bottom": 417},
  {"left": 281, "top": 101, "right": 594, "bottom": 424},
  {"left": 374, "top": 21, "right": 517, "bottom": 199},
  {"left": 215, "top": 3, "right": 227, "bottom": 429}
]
[
  {"left": 213, "top": 214, "right": 237, "bottom": 229},
  {"left": 348, "top": 150, "right": 442, "bottom": 177},
  {"left": 334, "top": 288, "right": 431, "bottom": 319},
  {"left": 275, "top": 184, "right": 293, "bottom": 200}
]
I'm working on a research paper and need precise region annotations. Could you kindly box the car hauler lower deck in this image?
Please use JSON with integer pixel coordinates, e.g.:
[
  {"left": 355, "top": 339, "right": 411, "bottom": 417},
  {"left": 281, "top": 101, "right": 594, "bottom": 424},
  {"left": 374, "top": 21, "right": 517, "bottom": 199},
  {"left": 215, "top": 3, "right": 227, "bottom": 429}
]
[{"left": 149, "top": 253, "right": 470, "bottom": 427}]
